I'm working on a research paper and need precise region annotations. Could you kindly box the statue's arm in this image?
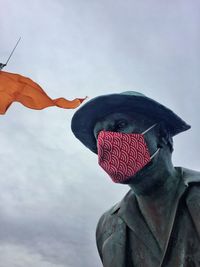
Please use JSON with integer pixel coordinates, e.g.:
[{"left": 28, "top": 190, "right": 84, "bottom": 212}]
[{"left": 96, "top": 213, "right": 106, "bottom": 262}]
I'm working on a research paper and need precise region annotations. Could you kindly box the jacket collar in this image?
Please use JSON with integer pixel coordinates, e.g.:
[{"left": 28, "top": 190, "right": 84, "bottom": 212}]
[{"left": 181, "top": 167, "right": 200, "bottom": 185}]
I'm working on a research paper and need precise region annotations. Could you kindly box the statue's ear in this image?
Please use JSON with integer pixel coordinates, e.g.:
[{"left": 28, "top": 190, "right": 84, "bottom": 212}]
[
  {"left": 157, "top": 139, "right": 167, "bottom": 149},
  {"left": 157, "top": 122, "right": 174, "bottom": 152}
]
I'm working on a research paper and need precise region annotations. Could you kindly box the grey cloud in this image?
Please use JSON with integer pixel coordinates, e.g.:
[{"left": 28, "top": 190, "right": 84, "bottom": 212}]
[{"left": 0, "top": 0, "right": 199, "bottom": 266}]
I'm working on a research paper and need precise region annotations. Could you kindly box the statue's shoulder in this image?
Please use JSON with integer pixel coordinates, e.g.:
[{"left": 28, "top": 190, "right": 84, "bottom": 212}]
[
  {"left": 181, "top": 166, "right": 200, "bottom": 201},
  {"left": 181, "top": 166, "right": 200, "bottom": 185},
  {"left": 95, "top": 192, "right": 130, "bottom": 258},
  {"left": 96, "top": 201, "right": 121, "bottom": 236},
  {"left": 182, "top": 167, "right": 200, "bottom": 237},
  {"left": 96, "top": 189, "right": 133, "bottom": 234},
  {"left": 95, "top": 201, "right": 121, "bottom": 259}
]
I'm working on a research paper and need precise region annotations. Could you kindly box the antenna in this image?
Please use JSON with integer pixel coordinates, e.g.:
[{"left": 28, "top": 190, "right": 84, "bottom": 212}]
[{"left": 0, "top": 37, "right": 21, "bottom": 70}]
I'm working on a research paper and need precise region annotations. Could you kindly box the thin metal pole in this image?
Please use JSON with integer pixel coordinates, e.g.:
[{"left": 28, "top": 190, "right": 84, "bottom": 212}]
[{"left": 5, "top": 37, "right": 21, "bottom": 65}]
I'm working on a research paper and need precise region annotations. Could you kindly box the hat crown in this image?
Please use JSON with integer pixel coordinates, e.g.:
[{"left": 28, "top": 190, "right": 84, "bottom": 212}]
[{"left": 120, "top": 91, "right": 146, "bottom": 97}]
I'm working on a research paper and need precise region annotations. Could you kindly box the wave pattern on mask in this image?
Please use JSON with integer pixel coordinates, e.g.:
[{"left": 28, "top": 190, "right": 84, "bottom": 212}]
[{"left": 97, "top": 131, "right": 151, "bottom": 183}]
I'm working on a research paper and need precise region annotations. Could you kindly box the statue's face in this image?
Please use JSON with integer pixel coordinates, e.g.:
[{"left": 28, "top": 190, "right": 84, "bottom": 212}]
[
  {"left": 93, "top": 112, "right": 159, "bottom": 161},
  {"left": 94, "top": 113, "right": 164, "bottom": 191}
]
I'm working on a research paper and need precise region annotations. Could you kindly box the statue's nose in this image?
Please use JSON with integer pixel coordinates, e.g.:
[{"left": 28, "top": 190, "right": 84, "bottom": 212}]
[
  {"left": 95, "top": 121, "right": 116, "bottom": 140},
  {"left": 103, "top": 122, "right": 115, "bottom": 132}
]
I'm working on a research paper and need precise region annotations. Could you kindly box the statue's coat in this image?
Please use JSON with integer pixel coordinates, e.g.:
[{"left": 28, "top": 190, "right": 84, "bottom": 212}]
[{"left": 96, "top": 167, "right": 200, "bottom": 267}]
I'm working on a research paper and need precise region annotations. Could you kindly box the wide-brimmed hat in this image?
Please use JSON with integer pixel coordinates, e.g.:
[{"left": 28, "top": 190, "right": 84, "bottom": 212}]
[{"left": 71, "top": 91, "right": 191, "bottom": 154}]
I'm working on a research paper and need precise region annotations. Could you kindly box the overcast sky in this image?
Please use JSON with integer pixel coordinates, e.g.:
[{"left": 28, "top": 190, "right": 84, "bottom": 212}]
[{"left": 0, "top": 1, "right": 199, "bottom": 266}]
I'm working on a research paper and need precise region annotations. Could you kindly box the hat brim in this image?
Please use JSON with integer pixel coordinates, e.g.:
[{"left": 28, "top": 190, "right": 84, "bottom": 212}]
[{"left": 71, "top": 93, "right": 191, "bottom": 154}]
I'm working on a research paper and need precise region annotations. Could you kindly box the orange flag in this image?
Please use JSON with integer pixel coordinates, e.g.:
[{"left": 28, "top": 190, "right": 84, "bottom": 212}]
[{"left": 0, "top": 71, "right": 86, "bottom": 114}]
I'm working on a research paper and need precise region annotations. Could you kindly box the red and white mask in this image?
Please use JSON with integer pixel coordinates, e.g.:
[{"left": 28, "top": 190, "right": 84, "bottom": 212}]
[{"left": 97, "top": 124, "right": 160, "bottom": 183}]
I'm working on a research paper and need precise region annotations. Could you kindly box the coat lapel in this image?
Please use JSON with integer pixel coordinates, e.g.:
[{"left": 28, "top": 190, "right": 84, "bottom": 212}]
[{"left": 116, "top": 190, "right": 162, "bottom": 260}]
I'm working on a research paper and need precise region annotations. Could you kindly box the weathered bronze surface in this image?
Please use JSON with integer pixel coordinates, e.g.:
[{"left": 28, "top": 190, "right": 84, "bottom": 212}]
[{"left": 95, "top": 112, "right": 200, "bottom": 267}]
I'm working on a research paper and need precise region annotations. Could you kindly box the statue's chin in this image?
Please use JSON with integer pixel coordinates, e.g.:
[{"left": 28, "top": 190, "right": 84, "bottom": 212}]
[{"left": 121, "top": 160, "right": 155, "bottom": 185}]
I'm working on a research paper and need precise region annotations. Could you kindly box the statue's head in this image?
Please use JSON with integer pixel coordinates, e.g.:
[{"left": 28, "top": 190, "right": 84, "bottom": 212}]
[
  {"left": 71, "top": 91, "right": 191, "bottom": 188},
  {"left": 71, "top": 91, "right": 190, "bottom": 152}
]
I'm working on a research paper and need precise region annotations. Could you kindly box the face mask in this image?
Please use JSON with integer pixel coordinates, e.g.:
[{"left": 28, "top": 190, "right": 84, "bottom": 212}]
[{"left": 97, "top": 124, "right": 160, "bottom": 183}]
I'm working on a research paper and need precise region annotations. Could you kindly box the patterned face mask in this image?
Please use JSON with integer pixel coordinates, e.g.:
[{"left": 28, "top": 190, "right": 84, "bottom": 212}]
[{"left": 97, "top": 124, "right": 160, "bottom": 183}]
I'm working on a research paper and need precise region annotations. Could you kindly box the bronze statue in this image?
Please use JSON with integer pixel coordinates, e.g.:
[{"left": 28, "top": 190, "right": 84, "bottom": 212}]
[{"left": 71, "top": 91, "right": 200, "bottom": 267}]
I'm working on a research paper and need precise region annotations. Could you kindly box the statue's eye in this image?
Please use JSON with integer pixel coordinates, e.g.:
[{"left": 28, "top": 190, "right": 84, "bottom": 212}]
[{"left": 115, "top": 120, "right": 127, "bottom": 130}]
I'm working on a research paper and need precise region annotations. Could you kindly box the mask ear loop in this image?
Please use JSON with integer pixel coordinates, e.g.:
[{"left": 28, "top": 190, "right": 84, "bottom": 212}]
[
  {"left": 141, "top": 123, "right": 157, "bottom": 135},
  {"left": 150, "top": 147, "right": 160, "bottom": 159},
  {"left": 141, "top": 123, "right": 161, "bottom": 159}
]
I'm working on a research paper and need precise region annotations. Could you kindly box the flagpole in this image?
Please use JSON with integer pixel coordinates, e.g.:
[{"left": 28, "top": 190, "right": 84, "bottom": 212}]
[{"left": 0, "top": 37, "right": 21, "bottom": 70}]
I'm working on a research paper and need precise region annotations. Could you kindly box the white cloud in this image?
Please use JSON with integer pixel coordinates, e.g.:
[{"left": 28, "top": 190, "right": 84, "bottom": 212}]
[{"left": 0, "top": 0, "right": 199, "bottom": 266}]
